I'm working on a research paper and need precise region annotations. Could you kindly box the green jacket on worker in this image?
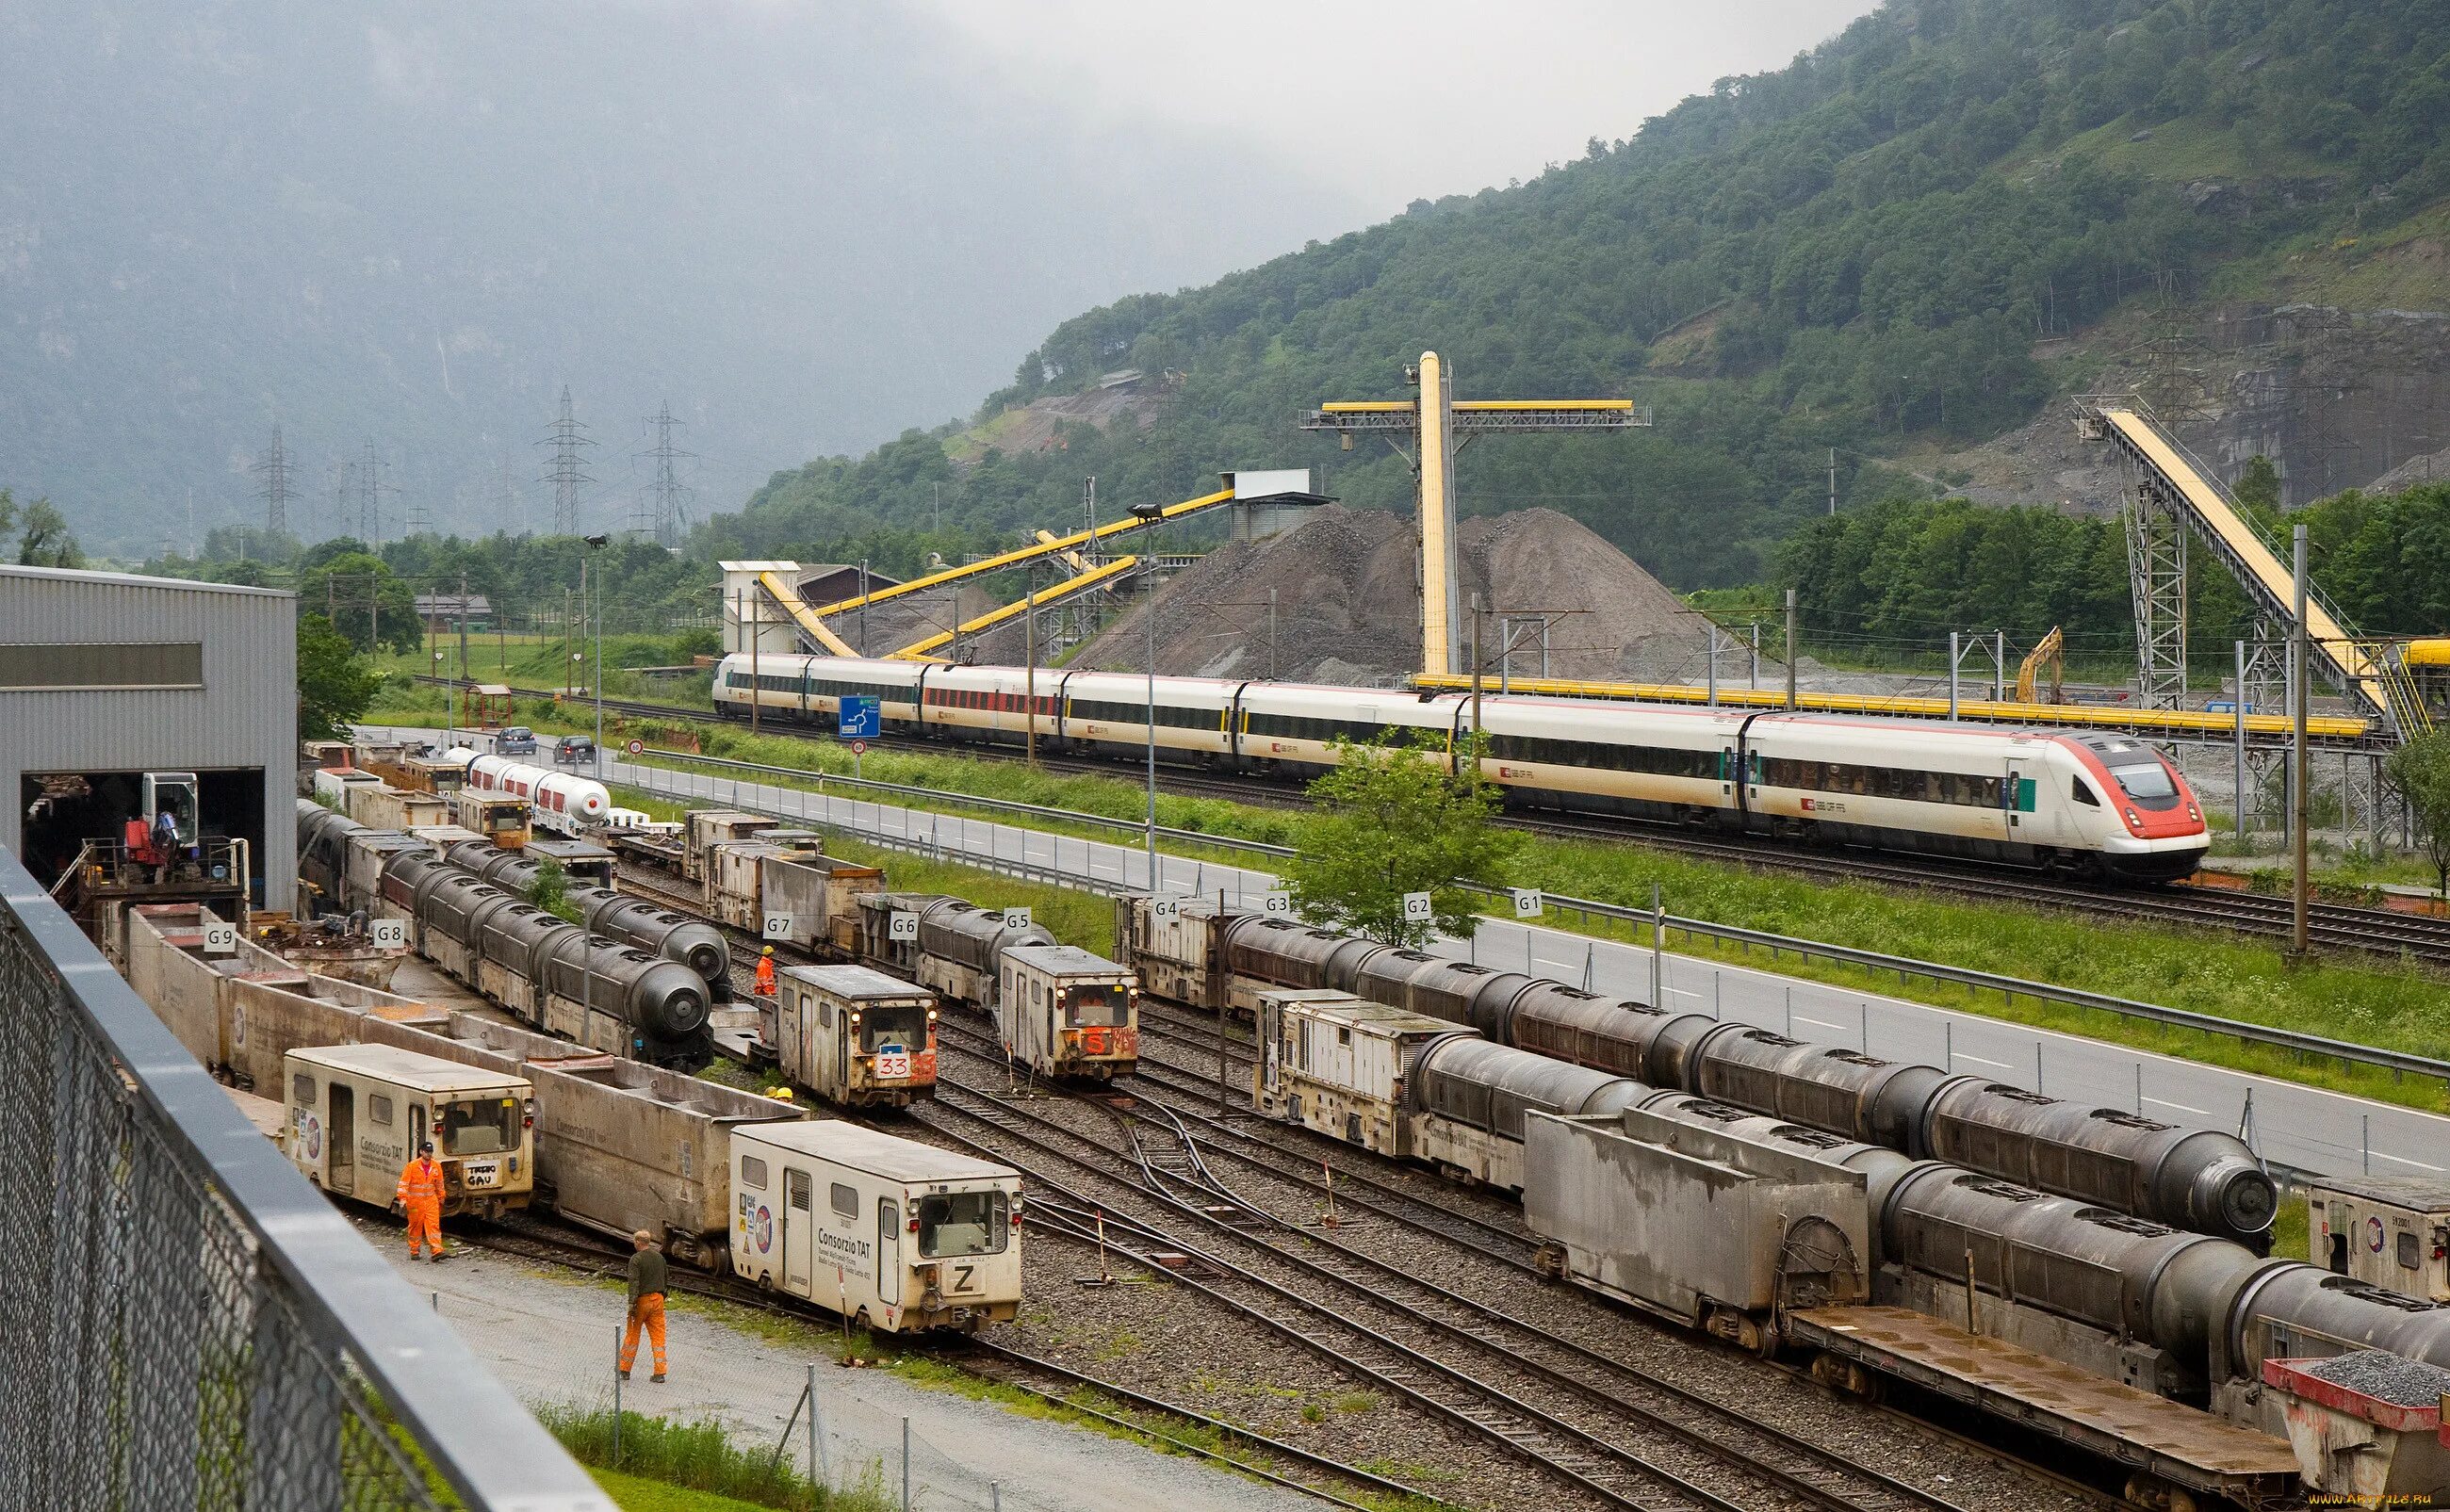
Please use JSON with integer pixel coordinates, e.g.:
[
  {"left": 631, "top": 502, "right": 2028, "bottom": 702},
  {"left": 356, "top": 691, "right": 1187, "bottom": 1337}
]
[{"left": 629, "top": 1247, "right": 668, "bottom": 1307}]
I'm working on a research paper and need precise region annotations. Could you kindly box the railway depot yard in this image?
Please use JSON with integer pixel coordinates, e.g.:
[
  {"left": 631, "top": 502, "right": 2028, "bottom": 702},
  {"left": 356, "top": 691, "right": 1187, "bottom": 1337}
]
[
  {"left": 360, "top": 704, "right": 2450, "bottom": 1119},
  {"left": 253, "top": 731, "right": 2445, "bottom": 1507},
  {"left": 32, "top": 8, "right": 2450, "bottom": 1510}
]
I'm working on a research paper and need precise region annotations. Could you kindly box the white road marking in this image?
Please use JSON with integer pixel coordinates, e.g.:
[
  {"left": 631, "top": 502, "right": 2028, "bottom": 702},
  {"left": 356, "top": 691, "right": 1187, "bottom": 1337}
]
[
  {"left": 1793, "top": 1017, "right": 1852, "bottom": 1035},
  {"left": 1953, "top": 1053, "right": 2015, "bottom": 1072},
  {"left": 2373, "top": 1149, "right": 2447, "bottom": 1173},
  {"left": 2143, "top": 1097, "right": 2213, "bottom": 1117}
]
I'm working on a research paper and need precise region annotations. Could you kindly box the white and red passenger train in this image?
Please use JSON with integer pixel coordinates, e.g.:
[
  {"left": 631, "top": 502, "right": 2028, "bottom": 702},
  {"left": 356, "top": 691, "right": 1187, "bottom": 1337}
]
[{"left": 713, "top": 655, "right": 2210, "bottom": 882}]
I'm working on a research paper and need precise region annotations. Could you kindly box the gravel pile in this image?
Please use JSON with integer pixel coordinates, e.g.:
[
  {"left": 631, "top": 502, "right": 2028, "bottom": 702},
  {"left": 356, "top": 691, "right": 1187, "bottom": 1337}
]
[
  {"left": 2305, "top": 1349, "right": 2450, "bottom": 1406},
  {"left": 1063, "top": 505, "right": 1763, "bottom": 687}
]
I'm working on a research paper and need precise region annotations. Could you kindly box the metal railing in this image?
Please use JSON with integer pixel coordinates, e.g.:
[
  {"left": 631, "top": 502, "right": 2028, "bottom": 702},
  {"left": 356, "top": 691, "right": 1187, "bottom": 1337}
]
[
  {"left": 620, "top": 746, "right": 2450, "bottom": 1097},
  {"left": 0, "top": 847, "right": 609, "bottom": 1511}
]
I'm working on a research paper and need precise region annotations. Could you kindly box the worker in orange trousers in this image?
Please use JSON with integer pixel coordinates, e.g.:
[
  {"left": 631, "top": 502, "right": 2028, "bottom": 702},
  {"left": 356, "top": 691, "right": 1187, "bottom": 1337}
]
[
  {"left": 754, "top": 944, "right": 777, "bottom": 997},
  {"left": 621, "top": 1228, "right": 669, "bottom": 1382},
  {"left": 396, "top": 1141, "right": 448, "bottom": 1261}
]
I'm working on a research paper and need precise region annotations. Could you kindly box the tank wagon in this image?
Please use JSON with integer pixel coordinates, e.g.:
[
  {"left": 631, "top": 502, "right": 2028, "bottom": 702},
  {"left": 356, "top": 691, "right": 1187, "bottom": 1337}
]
[
  {"left": 1630, "top": 1099, "right": 2450, "bottom": 1417},
  {"left": 1235, "top": 1002, "right": 2450, "bottom": 1458},
  {"left": 374, "top": 849, "right": 713, "bottom": 1069},
  {"left": 716, "top": 655, "right": 2210, "bottom": 882},
  {"left": 443, "top": 749, "right": 612, "bottom": 837},
  {"left": 1119, "top": 897, "right": 2277, "bottom": 1245},
  {"left": 1255, "top": 989, "right": 1639, "bottom": 1190},
  {"left": 434, "top": 837, "right": 732, "bottom": 1002}
]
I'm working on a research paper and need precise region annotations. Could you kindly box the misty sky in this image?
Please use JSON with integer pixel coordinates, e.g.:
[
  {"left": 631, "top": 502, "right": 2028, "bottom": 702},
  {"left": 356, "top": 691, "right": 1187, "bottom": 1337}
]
[
  {"left": 921, "top": 1, "right": 1883, "bottom": 213},
  {"left": 2, "top": 0, "right": 1887, "bottom": 547}
]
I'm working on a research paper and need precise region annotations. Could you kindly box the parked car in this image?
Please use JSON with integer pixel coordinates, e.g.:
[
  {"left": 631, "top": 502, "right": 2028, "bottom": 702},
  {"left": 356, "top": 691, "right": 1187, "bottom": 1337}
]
[
  {"left": 494, "top": 726, "right": 538, "bottom": 756},
  {"left": 554, "top": 735, "right": 596, "bottom": 766}
]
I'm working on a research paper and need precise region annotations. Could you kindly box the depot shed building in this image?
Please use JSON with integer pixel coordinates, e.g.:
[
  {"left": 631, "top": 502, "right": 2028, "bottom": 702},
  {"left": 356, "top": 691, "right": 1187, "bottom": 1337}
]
[{"left": 1, "top": 564, "right": 296, "bottom": 911}]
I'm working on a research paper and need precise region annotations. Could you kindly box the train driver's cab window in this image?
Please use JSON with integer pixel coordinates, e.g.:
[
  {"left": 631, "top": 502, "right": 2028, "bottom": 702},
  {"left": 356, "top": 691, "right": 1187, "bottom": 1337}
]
[
  {"left": 440, "top": 1097, "right": 516, "bottom": 1155},
  {"left": 292, "top": 1073, "right": 316, "bottom": 1106},
  {"left": 739, "top": 1156, "right": 769, "bottom": 1191},
  {"left": 368, "top": 1095, "right": 395, "bottom": 1127},
  {"left": 2070, "top": 776, "right": 2100, "bottom": 806},
  {"left": 919, "top": 1191, "right": 1010, "bottom": 1258},
  {"left": 2401, "top": 1231, "right": 2423, "bottom": 1271},
  {"left": 830, "top": 1181, "right": 858, "bottom": 1218},
  {"left": 1063, "top": 983, "right": 1128, "bottom": 1028}
]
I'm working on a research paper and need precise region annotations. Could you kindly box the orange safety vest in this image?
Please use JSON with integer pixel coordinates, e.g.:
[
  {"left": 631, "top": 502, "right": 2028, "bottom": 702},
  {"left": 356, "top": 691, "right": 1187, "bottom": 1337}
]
[
  {"left": 755, "top": 955, "right": 776, "bottom": 994},
  {"left": 396, "top": 1155, "right": 447, "bottom": 1209}
]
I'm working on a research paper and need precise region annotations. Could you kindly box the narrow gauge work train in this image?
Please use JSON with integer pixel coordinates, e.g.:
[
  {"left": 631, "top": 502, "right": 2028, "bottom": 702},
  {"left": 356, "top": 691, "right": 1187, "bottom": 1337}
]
[
  {"left": 632, "top": 807, "right": 1142, "bottom": 1084},
  {"left": 713, "top": 654, "right": 2209, "bottom": 882},
  {"left": 852, "top": 893, "right": 1140, "bottom": 1081},
  {"left": 1122, "top": 896, "right": 2277, "bottom": 1245},
  {"left": 1256, "top": 990, "right": 2450, "bottom": 1447},
  {"left": 295, "top": 805, "right": 713, "bottom": 1070}
]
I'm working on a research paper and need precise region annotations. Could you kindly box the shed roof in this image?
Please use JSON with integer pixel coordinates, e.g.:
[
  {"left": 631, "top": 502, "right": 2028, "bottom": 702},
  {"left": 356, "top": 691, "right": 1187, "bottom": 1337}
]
[{"left": 0, "top": 562, "right": 291, "bottom": 599}]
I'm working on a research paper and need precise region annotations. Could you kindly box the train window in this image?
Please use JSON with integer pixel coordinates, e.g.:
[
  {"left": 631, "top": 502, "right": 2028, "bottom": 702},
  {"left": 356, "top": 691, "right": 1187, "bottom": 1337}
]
[
  {"left": 1064, "top": 984, "right": 1127, "bottom": 1028},
  {"left": 440, "top": 1098, "right": 516, "bottom": 1156},
  {"left": 368, "top": 1095, "right": 394, "bottom": 1127},
  {"left": 2070, "top": 776, "right": 2100, "bottom": 806},
  {"left": 861, "top": 1003, "right": 927, "bottom": 1051},
  {"left": 918, "top": 1191, "right": 1010, "bottom": 1258},
  {"left": 740, "top": 1156, "right": 769, "bottom": 1190},
  {"left": 2401, "top": 1231, "right": 2423, "bottom": 1271},
  {"left": 2108, "top": 759, "right": 2178, "bottom": 803},
  {"left": 292, "top": 1073, "right": 316, "bottom": 1106},
  {"left": 1337, "top": 1026, "right": 1352, "bottom": 1046},
  {"left": 829, "top": 1181, "right": 858, "bottom": 1218},
  {"left": 819, "top": 1001, "right": 834, "bottom": 1029}
]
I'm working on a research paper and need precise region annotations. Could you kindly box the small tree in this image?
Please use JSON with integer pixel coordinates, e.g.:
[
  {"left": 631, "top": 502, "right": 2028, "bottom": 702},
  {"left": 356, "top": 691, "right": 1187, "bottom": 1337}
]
[
  {"left": 296, "top": 612, "right": 384, "bottom": 741},
  {"left": 523, "top": 857, "right": 582, "bottom": 925},
  {"left": 1285, "top": 732, "right": 1521, "bottom": 948},
  {"left": 2385, "top": 731, "right": 2450, "bottom": 901}
]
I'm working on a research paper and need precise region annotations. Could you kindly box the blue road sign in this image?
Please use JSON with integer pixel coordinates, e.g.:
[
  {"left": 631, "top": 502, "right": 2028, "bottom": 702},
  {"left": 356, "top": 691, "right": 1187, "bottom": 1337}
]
[{"left": 838, "top": 695, "right": 881, "bottom": 740}]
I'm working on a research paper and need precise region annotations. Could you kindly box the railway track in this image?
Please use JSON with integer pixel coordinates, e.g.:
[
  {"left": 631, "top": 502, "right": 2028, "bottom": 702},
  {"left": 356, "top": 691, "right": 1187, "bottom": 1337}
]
[
  {"left": 922, "top": 1020, "right": 2066, "bottom": 1512},
  {"left": 1116, "top": 1008, "right": 2155, "bottom": 1512},
  {"left": 448, "top": 1214, "right": 1421, "bottom": 1511},
  {"left": 604, "top": 854, "right": 2121, "bottom": 1511},
  {"left": 416, "top": 676, "right": 2450, "bottom": 967}
]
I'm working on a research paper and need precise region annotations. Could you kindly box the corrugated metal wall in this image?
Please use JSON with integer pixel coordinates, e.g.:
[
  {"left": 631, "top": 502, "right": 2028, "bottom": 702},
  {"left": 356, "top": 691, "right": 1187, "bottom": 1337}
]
[{"left": 0, "top": 566, "right": 298, "bottom": 908}]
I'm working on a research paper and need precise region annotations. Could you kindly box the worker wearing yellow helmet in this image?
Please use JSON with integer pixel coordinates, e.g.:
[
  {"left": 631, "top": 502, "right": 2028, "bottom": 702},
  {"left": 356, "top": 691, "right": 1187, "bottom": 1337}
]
[{"left": 754, "top": 943, "right": 776, "bottom": 998}]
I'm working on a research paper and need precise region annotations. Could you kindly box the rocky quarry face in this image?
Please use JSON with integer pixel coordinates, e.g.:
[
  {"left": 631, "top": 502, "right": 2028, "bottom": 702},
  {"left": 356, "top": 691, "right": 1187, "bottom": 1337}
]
[{"left": 1940, "top": 305, "right": 2450, "bottom": 512}]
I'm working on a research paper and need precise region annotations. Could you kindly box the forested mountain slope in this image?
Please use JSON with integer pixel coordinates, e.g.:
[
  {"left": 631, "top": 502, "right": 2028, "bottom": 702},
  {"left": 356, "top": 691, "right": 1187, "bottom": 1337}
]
[{"left": 716, "top": 0, "right": 2450, "bottom": 590}]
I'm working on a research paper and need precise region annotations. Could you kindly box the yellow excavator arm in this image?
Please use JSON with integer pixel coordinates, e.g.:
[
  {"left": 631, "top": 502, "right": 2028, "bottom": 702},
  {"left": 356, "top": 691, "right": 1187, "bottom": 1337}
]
[{"left": 2016, "top": 626, "right": 2064, "bottom": 706}]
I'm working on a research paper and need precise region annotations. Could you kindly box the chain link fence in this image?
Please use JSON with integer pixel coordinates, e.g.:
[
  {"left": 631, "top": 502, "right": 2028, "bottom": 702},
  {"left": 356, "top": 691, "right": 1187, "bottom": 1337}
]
[{"left": 0, "top": 849, "right": 608, "bottom": 1511}]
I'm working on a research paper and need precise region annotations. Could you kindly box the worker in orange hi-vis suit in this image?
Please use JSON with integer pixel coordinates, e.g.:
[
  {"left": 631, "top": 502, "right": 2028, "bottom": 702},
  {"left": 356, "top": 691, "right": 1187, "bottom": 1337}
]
[
  {"left": 754, "top": 945, "right": 777, "bottom": 998},
  {"left": 620, "top": 1229, "right": 669, "bottom": 1382},
  {"left": 395, "top": 1141, "right": 449, "bottom": 1262}
]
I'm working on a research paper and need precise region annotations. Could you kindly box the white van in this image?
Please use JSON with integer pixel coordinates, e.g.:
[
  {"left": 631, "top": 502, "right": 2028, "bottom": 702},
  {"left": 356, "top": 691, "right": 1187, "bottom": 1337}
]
[
  {"left": 728, "top": 1121, "right": 1021, "bottom": 1334},
  {"left": 282, "top": 1043, "right": 535, "bottom": 1220}
]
